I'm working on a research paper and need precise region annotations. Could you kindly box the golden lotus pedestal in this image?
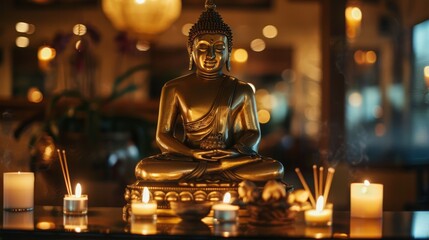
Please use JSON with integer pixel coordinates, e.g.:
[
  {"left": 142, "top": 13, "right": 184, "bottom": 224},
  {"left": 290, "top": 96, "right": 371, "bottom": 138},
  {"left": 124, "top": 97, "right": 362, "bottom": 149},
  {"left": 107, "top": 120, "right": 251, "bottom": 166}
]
[{"left": 123, "top": 180, "right": 246, "bottom": 219}]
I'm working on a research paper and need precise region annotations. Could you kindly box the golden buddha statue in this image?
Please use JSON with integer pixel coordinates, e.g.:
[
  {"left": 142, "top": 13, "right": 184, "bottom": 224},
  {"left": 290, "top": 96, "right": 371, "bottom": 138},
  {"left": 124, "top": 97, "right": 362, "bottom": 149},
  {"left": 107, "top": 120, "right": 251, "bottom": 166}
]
[{"left": 133, "top": 0, "right": 284, "bottom": 185}]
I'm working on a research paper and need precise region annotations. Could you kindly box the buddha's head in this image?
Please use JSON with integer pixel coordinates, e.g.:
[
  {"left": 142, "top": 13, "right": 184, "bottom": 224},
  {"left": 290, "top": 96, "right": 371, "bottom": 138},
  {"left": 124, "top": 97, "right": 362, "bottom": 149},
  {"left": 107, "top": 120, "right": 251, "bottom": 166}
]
[{"left": 188, "top": 0, "right": 233, "bottom": 72}]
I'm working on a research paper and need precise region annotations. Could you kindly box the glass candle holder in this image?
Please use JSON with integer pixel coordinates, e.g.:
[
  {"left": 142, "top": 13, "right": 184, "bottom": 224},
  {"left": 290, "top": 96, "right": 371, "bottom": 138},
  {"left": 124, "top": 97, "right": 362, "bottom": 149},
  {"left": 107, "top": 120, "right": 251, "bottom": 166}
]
[{"left": 63, "top": 194, "right": 88, "bottom": 215}]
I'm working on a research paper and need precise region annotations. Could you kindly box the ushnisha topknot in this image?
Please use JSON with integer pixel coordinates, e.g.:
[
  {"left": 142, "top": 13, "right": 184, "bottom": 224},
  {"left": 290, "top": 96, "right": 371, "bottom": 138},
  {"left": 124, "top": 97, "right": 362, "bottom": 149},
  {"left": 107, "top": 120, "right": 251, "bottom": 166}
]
[{"left": 188, "top": 0, "right": 233, "bottom": 53}]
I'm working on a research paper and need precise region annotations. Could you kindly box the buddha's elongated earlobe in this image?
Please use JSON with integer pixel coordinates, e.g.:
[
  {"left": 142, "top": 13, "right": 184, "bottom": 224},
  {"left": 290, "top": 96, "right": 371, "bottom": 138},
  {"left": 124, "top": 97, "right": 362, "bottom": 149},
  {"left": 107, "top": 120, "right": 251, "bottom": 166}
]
[
  {"left": 188, "top": 54, "right": 194, "bottom": 71},
  {"left": 226, "top": 53, "right": 231, "bottom": 72}
]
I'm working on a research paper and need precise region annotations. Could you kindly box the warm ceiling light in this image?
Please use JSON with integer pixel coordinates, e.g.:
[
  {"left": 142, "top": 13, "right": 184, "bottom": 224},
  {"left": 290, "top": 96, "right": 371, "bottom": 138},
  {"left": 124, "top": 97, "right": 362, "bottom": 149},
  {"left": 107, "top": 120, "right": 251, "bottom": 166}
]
[{"left": 102, "top": 0, "right": 181, "bottom": 40}]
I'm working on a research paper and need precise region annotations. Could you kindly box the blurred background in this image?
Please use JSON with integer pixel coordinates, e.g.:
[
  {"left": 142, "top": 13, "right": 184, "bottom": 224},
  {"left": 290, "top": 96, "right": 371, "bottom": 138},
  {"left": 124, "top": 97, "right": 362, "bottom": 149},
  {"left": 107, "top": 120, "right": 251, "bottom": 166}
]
[{"left": 0, "top": 0, "right": 428, "bottom": 211}]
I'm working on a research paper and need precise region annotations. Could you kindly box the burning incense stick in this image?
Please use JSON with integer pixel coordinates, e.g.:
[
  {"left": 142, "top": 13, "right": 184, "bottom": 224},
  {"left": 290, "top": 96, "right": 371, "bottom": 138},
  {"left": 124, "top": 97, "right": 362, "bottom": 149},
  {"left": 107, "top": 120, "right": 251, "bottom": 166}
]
[
  {"left": 312, "top": 165, "right": 319, "bottom": 199},
  {"left": 295, "top": 168, "right": 316, "bottom": 207},
  {"left": 62, "top": 150, "right": 72, "bottom": 195},
  {"left": 323, "top": 167, "right": 335, "bottom": 206},
  {"left": 319, "top": 166, "right": 324, "bottom": 198},
  {"left": 57, "top": 149, "right": 72, "bottom": 195}
]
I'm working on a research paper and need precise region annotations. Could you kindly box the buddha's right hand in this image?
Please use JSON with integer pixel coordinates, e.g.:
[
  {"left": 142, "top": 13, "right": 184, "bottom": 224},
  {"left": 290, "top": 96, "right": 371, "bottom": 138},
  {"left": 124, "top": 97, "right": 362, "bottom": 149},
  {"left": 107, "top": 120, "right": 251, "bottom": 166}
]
[{"left": 191, "top": 149, "right": 218, "bottom": 161}]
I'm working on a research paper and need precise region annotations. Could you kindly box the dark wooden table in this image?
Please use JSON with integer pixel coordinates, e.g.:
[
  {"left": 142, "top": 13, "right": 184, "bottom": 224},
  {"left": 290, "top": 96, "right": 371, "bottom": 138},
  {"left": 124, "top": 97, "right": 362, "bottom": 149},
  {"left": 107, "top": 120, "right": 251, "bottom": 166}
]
[{"left": 0, "top": 206, "right": 427, "bottom": 239}]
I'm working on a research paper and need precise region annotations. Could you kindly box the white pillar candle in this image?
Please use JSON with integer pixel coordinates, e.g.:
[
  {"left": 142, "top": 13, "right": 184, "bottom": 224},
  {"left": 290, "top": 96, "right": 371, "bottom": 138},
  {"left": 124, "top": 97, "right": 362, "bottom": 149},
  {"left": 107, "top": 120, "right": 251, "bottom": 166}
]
[
  {"left": 212, "top": 192, "right": 239, "bottom": 223},
  {"left": 3, "top": 172, "right": 34, "bottom": 211},
  {"left": 351, "top": 180, "right": 383, "bottom": 218},
  {"left": 131, "top": 187, "right": 157, "bottom": 220}
]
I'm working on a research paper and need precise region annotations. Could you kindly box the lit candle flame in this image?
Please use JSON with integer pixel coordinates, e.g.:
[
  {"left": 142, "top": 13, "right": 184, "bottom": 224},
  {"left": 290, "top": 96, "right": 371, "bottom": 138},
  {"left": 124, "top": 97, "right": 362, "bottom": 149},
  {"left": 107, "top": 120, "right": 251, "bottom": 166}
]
[
  {"left": 223, "top": 192, "right": 231, "bottom": 204},
  {"left": 361, "top": 180, "right": 370, "bottom": 194},
  {"left": 75, "top": 183, "right": 82, "bottom": 198},
  {"left": 316, "top": 195, "right": 324, "bottom": 212},
  {"left": 364, "top": 180, "right": 370, "bottom": 186},
  {"left": 142, "top": 187, "right": 150, "bottom": 203}
]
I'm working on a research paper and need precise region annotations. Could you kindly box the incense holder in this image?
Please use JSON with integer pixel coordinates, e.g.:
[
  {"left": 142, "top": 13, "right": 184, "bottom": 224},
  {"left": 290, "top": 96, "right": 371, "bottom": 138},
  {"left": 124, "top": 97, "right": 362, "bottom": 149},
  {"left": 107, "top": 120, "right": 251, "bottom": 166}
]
[{"left": 238, "top": 180, "right": 297, "bottom": 226}]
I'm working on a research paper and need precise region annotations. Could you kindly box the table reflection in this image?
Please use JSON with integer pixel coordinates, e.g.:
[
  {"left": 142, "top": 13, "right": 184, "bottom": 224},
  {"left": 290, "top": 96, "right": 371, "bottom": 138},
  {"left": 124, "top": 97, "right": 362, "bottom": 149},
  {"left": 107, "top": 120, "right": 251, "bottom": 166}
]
[
  {"left": 63, "top": 215, "right": 88, "bottom": 232},
  {"left": 213, "top": 222, "right": 239, "bottom": 237},
  {"left": 3, "top": 211, "right": 34, "bottom": 230},
  {"left": 130, "top": 218, "right": 157, "bottom": 235},
  {"left": 170, "top": 220, "right": 211, "bottom": 235},
  {"left": 305, "top": 225, "right": 332, "bottom": 239},
  {"left": 350, "top": 217, "right": 382, "bottom": 238},
  {"left": 0, "top": 207, "right": 425, "bottom": 239}
]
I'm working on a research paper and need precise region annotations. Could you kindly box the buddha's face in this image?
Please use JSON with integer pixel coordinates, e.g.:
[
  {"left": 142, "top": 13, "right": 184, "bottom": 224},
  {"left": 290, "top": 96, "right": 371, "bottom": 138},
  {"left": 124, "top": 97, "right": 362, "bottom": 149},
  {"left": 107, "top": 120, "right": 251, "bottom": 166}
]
[{"left": 192, "top": 34, "right": 228, "bottom": 73}]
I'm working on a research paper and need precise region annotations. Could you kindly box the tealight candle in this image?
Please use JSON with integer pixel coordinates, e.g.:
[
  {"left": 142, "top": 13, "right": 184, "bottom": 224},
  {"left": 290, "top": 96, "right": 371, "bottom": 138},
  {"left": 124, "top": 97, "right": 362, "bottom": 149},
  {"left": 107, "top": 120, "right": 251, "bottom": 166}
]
[
  {"left": 305, "top": 196, "right": 332, "bottom": 226},
  {"left": 351, "top": 180, "right": 383, "bottom": 218},
  {"left": 63, "top": 183, "right": 88, "bottom": 215},
  {"left": 3, "top": 172, "right": 34, "bottom": 211},
  {"left": 131, "top": 187, "right": 157, "bottom": 220},
  {"left": 212, "top": 192, "right": 239, "bottom": 223}
]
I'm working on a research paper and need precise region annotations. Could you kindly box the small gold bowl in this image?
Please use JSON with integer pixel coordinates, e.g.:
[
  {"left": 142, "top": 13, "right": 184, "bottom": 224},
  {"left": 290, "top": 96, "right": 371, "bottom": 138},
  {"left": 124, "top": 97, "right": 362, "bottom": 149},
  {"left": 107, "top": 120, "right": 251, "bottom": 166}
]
[{"left": 170, "top": 201, "right": 213, "bottom": 221}]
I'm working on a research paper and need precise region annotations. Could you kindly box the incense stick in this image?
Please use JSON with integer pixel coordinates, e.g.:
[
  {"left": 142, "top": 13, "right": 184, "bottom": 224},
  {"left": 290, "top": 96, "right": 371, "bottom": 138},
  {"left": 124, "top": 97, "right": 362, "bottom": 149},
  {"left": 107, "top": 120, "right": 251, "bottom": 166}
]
[
  {"left": 62, "top": 150, "right": 73, "bottom": 196},
  {"left": 323, "top": 167, "right": 335, "bottom": 206},
  {"left": 312, "top": 165, "right": 319, "bottom": 199},
  {"left": 319, "top": 166, "right": 324, "bottom": 198},
  {"left": 295, "top": 168, "right": 316, "bottom": 207},
  {"left": 57, "top": 149, "right": 71, "bottom": 195}
]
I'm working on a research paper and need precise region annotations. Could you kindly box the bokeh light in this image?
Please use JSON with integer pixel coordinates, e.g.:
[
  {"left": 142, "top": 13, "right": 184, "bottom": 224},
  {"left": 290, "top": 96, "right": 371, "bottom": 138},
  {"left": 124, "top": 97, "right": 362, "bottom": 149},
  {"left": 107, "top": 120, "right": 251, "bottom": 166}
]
[
  {"left": 258, "top": 109, "right": 271, "bottom": 124},
  {"left": 232, "top": 48, "right": 248, "bottom": 63},
  {"left": 181, "top": 23, "right": 193, "bottom": 36},
  {"left": 250, "top": 38, "right": 266, "bottom": 52},
  {"left": 16, "top": 22, "right": 35, "bottom": 34},
  {"left": 73, "top": 24, "right": 87, "bottom": 36},
  {"left": 348, "top": 92, "right": 362, "bottom": 107},
  {"left": 262, "top": 25, "right": 278, "bottom": 38},
  {"left": 136, "top": 40, "right": 150, "bottom": 51},
  {"left": 38, "top": 46, "right": 56, "bottom": 61},
  {"left": 16, "top": 36, "right": 29, "bottom": 48},
  {"left": 27, "top": 87, "right": 43, "bottom": 103}
]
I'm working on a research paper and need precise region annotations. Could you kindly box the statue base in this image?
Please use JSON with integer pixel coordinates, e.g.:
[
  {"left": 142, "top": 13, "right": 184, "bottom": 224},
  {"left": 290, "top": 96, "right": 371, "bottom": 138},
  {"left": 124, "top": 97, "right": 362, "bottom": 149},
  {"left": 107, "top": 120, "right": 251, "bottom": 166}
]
[{"left": 123, "top": 179, "right": 248, "bottom": 220}]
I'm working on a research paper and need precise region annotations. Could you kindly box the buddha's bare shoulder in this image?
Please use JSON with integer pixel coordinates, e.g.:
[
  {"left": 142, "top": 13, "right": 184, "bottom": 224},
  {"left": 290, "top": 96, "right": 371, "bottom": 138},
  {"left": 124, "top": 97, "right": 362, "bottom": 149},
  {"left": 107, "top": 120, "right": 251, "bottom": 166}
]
[
  {"left": 163, "top": 73, "right": 195, "bottom": 89},
  {"left": 227, "top": 75, "right": 254, "bottom": 96}
]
